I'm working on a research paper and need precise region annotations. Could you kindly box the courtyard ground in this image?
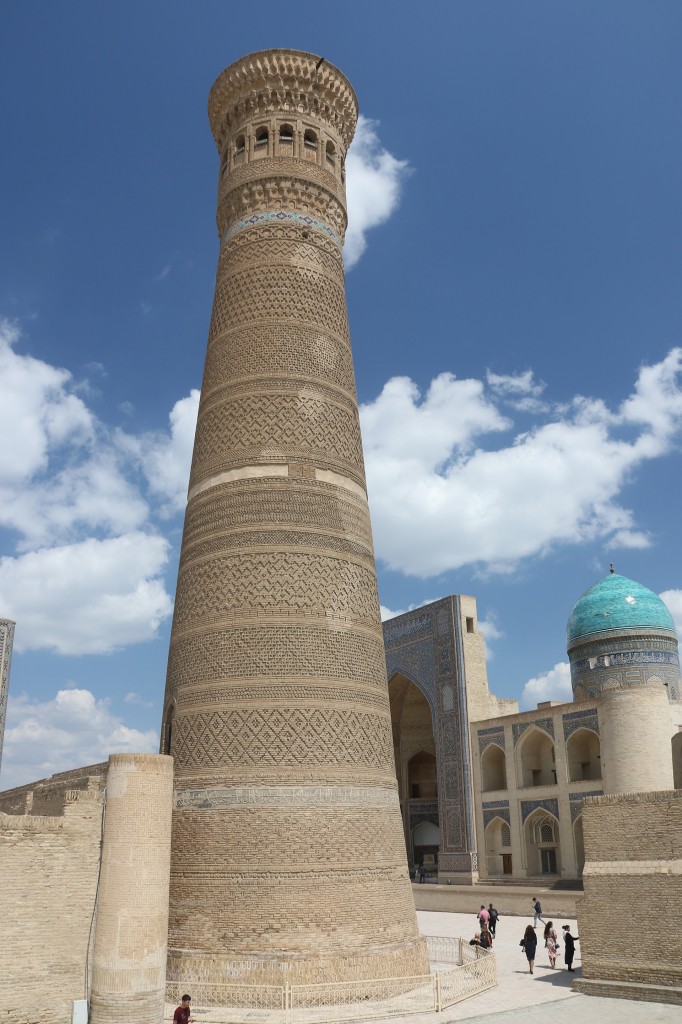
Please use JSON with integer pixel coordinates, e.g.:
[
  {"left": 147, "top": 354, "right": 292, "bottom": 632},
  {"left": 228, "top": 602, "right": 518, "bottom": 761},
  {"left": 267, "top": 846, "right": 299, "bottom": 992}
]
[{"left": 414, "top": 909, "right": 678, "bottom": 1023}]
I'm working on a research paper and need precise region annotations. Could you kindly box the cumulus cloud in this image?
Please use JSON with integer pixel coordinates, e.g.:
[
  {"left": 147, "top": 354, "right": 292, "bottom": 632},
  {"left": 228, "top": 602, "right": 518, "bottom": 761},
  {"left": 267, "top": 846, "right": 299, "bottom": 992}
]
[
  {"left": 116, "top": 390, "right": 200, "bottom": 514},
  {"left": 0, "top": 321, "right": 147, "bottom": 549},
  {"left": 0, "top": 534, "right": 173, "bottom": 654},
  {"left": 361, "top": 349, "right": 682, "bottom": 576},
  {"left": 660, "top": 589, "right": 682, "bottom": 639},
  {"left": 1, "top": 688, "right": 158, "bottom": 790},
  {"left": 0, "top": 321, "right": 184, "bottom": 654},
  {"left": 520, "top": 662, "right": 573, "bottom": 710},
  {"left": 344, "top": 116, "right": 411, "bottom": 269},
  {"left": 486, "top": 369, "right": 549, "bottom": 413}
]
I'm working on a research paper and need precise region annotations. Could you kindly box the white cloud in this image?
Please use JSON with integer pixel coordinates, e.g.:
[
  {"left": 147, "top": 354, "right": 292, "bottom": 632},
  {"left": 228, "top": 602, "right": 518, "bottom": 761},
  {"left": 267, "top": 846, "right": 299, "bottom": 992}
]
[
  {"left": 361, "top": 349, "right": 682, "bottom": 577},
  {"left": 0, "top": 533, "right": 172, "bottom": 654},
  {"left": 660, "top": 589, "right": 682, "bottom": 639},
  {"left": 1, "top": 688, "right": 158, "bottom": 790},
  {"left": 0, "top": 321, "right": 148, "bottom": 550},
  {"left": 0, "top": 319, "right": 94, "bottom": 485},
  {"left": 116, "top": 390, "right": 199, "bottom": 514},
  {"left": 486, "top": 369, "right": 549, "bottom": 413},
  {"left": 344, "top": 116, "right": 411, "bottom": 269},
  {"left": 124, "top": 691, "right": 155, "bottom": 708},
  {"left": 380, "top": 598, "right": 436, "bottom": 621},
  {"left": 520, "top": 662, "right": 573, "bottom": 710},
  {"left": 0, "top": 321, "right": 189, "bottom": 655}
]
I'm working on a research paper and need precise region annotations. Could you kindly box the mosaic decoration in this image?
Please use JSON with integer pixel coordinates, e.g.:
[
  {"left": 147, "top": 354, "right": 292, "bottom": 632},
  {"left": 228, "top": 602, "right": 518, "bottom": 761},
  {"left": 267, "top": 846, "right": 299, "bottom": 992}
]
[
  {"left": 512, "top": 716, "right": 555, "bottom": 746},
  {"left": 408, "top": 801, "right": 439, "bottom": 829},
  {"left": 520, "top": 797, "right": 559, "bottom": 824},
  {"left": 569, "top": 790, "right": 603, "bottom": 822},
  {"left": 384, "top": 596, "right": 477, "bottom": 875},
  {"left": 478, "top": 726, "right": 505, "bottom": 754},
  {"left": 562, "top": 706, "right": 600, "bottom": 740},
  {"left": 0, "top": 618, "right": 15, "bottom": 776},
  {"left": 573, "top": 650, "right": 679, "bottom": 673},
  {"left": 221, "top": 210, "right": 343, "bottom": 249},
  {"left": 482, "top": 799, "right": 510, "bottom": 829}
]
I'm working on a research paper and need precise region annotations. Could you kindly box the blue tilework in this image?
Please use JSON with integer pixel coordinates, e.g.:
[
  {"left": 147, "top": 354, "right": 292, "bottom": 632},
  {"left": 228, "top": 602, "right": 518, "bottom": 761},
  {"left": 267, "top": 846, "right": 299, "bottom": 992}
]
[
  {"left": 521, "top": 797, "right": 559, "bottom": 824},
  {"left": 567, "top": 574, "right": 676, "bottom": 644},
  {"left": 221, "top": 210, "right": 342, "bottom": 248}
]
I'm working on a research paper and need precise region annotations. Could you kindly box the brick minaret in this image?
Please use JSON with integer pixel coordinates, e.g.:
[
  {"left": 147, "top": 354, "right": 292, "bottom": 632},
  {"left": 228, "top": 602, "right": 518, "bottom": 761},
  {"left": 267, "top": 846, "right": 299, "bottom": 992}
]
[{"left": 162, "top": 50, "right": 427, "bottom": 993}]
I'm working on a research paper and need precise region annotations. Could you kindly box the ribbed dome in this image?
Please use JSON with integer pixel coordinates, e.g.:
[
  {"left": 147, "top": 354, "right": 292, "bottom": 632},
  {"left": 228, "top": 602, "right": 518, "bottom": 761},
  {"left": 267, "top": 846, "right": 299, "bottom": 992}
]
[{"left": 567, "top": 573, "right": 676, "bottom": 646}]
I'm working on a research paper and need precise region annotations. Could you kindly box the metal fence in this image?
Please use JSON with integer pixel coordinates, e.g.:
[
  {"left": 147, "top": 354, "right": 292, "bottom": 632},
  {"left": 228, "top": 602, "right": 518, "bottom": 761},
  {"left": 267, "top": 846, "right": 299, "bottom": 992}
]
[{"left": 164, "top": 936, "right": 496, "bottom": 1023}]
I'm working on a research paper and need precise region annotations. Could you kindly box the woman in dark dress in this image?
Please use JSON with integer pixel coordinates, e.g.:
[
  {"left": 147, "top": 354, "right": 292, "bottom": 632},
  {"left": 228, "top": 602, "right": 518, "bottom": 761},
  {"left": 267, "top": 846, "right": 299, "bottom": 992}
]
[
  {"left": 520, "top": 924, "right": 538, "bottom": 974},
  {"left": 562, "top": 925, "right": 579, "bottom": 971}
]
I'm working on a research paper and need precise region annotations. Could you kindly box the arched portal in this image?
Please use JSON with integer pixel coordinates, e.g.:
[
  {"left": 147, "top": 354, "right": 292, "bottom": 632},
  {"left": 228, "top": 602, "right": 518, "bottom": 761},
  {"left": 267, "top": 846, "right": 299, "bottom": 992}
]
[
  {"left": 485, "top": 817, "right": 512, "bottom": 877},
  {"left": 388, "top": 673, "right": 439, "bottom": 872},
  {"left": 524, "top": 810, "right": 560, "bottom": 877},
  {"left": 517, "top": 728, "right": 556, "bottom": 788},
  {"left": 566, "top": 728, "right": 601, "bottom": 782},
  {"left": 481, "top": 743, "right": 507, "bottom": 791}
]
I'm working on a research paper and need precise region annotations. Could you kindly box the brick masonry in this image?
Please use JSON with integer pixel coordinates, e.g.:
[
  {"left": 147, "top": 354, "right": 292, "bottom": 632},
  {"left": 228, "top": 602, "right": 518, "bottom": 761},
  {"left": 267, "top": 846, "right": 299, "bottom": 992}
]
[
  {"left": 575, "top": 789, "right": 682, "bottom": 1000},
  {"left": 0, "top": 765, "right": 106, "bottom": 1024},
  {"left": 161, "top": 48, "right": 428, "bottom": 991}
]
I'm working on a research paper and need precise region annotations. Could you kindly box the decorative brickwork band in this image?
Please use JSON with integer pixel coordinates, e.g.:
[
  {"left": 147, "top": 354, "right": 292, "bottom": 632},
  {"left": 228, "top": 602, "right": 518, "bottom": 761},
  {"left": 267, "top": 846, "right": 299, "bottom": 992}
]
[{"left": 223, "top": 210, "right": 343, "bottom": 250}]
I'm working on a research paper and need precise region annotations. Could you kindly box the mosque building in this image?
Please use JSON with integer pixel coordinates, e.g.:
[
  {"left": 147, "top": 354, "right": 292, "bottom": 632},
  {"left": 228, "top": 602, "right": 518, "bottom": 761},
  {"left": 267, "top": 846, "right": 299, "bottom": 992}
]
[{"left": 384, "top": 570, "right": 682, "bottom": 884}]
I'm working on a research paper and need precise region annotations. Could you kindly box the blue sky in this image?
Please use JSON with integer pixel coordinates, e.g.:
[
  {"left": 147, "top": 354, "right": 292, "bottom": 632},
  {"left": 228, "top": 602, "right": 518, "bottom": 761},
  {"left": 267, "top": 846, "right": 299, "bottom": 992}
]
[{"left": 2, "top": 1, "right": 682, "bottom": 787}]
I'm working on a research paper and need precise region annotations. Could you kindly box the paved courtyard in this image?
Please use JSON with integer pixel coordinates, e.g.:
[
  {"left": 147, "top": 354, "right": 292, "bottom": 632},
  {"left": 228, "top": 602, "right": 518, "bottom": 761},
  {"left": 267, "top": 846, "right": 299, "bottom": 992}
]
[{"left": 414, "top": 909, "right": 677, "bottom": 1024}]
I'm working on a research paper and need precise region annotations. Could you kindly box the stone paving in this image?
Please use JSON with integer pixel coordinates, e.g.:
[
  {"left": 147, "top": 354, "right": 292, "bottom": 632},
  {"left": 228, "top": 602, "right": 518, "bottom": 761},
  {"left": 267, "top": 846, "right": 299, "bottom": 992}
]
[{"left": 414, "top": 910, "right": 678, "bottom": 1024}]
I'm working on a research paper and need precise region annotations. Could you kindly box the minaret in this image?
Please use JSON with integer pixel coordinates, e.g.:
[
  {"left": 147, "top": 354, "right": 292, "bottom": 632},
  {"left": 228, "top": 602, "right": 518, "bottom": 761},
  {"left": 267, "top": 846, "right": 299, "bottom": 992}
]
[{"left": 162, "top": 50, "right": 427, "bottom": 993}]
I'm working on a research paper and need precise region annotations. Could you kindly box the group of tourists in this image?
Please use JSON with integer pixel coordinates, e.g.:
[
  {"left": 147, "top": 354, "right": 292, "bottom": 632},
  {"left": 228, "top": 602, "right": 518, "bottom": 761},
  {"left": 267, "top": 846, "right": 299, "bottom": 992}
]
[
  {"left": 519, "top": 899, "right": 579, "bottom": 974},
  {"left": 470, "top": 896, "right": 579, "bottom": 976}
]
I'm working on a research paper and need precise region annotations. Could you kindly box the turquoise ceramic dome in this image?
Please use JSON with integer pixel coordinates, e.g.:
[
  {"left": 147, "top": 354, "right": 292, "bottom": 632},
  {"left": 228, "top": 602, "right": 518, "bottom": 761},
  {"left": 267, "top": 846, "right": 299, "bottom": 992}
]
[{"left": 567, "top": 573, "right": 676, "bottom": 646}]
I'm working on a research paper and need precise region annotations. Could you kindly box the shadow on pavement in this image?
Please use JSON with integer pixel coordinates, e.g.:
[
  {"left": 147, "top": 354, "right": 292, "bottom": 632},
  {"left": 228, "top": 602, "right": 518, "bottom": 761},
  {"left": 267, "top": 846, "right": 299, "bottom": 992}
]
[{"left": 532, "top": 965, "right": 582, "bottom": 988}]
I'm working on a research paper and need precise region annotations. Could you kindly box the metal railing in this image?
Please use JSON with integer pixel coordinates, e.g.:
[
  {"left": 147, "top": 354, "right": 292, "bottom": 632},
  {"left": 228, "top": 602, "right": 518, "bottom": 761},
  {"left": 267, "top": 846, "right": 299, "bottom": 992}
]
[{"left": 164, "top": 936, "right": 496, "bottom": 1023}]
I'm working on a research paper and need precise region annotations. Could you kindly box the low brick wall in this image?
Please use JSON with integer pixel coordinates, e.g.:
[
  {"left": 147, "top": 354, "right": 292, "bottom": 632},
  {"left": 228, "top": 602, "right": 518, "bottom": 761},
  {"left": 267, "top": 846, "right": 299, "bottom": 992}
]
[
  {"left": 0, "top": 766, "right": 106, "bottom": 1024},
  {"left": 577, "top": 789, "right": 682, "bottom": 1000}
]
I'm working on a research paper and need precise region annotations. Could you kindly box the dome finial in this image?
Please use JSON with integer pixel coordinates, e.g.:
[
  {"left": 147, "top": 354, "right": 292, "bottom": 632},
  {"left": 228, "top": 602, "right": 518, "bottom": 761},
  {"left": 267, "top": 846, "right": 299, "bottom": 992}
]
[{"left": 609, "top": 562, "right": 615, "bottom": 575}]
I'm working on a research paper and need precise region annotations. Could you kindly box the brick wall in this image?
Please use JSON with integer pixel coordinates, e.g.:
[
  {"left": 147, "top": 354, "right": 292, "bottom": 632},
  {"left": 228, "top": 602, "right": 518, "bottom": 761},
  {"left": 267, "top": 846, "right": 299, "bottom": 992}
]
[
  {"left": 1, "top": 769, "right": 106, "bottom": 1024},
  {"left": 576, "top": 790, "right": 682, "bottom": 993}
]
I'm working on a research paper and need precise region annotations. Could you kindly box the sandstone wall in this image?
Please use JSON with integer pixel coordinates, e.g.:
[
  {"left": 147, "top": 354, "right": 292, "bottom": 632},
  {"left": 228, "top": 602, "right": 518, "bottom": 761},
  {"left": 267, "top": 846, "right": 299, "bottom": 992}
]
[
  {"left": 1, "top": 769, "right": 105, "bottom": 1024},
  {"left": 575, "top": 789, "right": 682, "bottom": 1000}
]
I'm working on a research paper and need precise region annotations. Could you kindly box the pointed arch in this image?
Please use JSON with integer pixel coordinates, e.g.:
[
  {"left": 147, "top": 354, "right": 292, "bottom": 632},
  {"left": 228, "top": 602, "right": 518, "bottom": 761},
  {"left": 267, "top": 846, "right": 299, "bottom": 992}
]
[
  {"left": 481, "top": 742, "right": 507, "bottom": 792},
  {"left": 566, "top": 726, "right": 601, "bottom": 782},
  {"left": 484, "top": 815, "right": 512, "bottom": 877},
  {"left": 523, "top": 807, "right": 561, "bottom": 876},
  {"left": 516, "top": 726, "right": 557, "bottom": 788}
]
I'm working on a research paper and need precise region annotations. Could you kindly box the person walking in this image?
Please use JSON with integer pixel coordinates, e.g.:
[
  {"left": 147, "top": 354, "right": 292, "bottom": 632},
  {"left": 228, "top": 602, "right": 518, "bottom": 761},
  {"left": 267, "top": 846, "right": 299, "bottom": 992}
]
[
  {"left": 488, "top": 903, "right": 499, "bottom": 937},
  {"left": 520, "top": 925, "right": 538, "bottom": 974},
  {"left": 477, "top": 905, "right": 490, "bottom": 928},
  {"left": 544, "top": 920, "right": 559, "bottom": 969},
  {"left": 532, "top": 897, "right": 547, "bottom": 928},
  {"left": 562, "top": 925, "right": 579, "bottom": 971}
]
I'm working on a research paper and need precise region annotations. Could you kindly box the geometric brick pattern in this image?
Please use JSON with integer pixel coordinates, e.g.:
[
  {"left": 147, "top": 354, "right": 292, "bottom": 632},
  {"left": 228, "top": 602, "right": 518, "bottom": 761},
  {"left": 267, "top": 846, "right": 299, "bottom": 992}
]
[{"left": 162, "top": 48, "right": 427, "bottom": 992}]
